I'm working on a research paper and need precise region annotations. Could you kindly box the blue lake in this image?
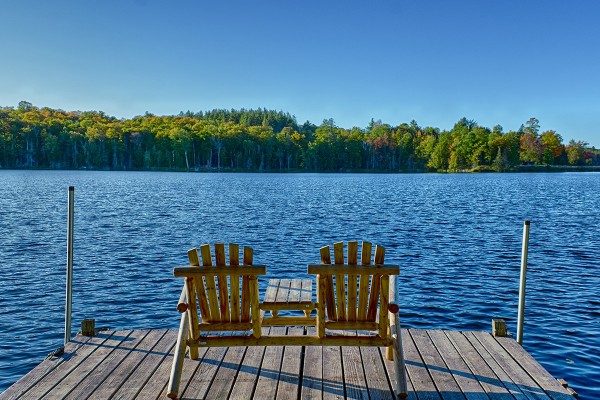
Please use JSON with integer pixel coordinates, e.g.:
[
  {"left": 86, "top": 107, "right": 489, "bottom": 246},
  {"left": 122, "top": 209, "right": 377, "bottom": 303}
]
[{"left": 0, "top": 170, "right": 598, "bottom": 397}]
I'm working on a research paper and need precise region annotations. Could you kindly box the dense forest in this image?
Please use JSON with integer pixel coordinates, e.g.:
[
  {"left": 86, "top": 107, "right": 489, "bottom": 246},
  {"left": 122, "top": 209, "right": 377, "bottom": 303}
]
[{"left": 1, "top": 101, "right": 598, "bottom": 172}]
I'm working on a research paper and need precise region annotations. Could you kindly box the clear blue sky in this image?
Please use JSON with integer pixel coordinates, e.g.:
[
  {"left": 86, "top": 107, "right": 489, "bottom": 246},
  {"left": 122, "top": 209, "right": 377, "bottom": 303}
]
[{"left": 1, "top": 0, "right": 599, "bottom": 146}]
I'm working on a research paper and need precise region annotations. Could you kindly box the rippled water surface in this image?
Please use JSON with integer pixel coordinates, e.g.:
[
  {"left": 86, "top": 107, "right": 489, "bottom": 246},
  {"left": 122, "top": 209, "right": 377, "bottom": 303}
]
[{"left": 0, "top": 171, "right": 598, "bottom": 397}]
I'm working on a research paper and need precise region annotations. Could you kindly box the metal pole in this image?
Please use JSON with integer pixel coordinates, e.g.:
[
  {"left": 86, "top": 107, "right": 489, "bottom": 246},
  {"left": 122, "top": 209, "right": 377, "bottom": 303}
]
[
  {"left": 516, "top": 220, "right": 530, "bottom": 345},
  {"left": 64, "top": 186, "right": 74, "bottom": 345}
]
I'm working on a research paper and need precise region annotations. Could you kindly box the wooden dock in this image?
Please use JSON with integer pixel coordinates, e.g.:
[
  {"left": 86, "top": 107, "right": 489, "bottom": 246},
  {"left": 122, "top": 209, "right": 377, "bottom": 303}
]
[{"left": 1, "top": 327, "right": 576, "bottom": 400}]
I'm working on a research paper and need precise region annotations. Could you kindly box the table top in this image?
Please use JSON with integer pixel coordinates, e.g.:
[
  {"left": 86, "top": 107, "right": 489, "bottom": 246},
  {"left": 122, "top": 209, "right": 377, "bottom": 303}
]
[{"left": 261, "top": 278, "right": 314, "bottom": 310}]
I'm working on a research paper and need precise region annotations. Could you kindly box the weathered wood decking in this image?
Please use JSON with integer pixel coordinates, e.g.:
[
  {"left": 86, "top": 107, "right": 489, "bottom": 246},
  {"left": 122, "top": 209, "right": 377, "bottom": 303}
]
[{"left": 1, "top": 327, "right": 575, "bottom": 400}]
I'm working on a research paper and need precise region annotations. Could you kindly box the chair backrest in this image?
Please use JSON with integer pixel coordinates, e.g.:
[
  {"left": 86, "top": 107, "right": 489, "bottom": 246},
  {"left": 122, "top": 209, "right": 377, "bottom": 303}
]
[
  {"left": 307, "top": 241, "right": 399, "bottom": 329},
  {"left": 173, "top": 243, "right": 266, "bottom": 332}
]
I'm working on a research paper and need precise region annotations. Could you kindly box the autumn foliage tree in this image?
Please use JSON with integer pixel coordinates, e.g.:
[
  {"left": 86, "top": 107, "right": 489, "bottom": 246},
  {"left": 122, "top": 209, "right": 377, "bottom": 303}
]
[{"left": 0, "top": 103, "right": 597, "bottom": 171}]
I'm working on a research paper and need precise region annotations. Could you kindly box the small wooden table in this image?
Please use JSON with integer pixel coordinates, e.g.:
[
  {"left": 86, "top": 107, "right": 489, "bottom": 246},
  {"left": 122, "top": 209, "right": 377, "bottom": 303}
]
[{"left": 260, "top": 278, "right": 316, "bottom": 326}]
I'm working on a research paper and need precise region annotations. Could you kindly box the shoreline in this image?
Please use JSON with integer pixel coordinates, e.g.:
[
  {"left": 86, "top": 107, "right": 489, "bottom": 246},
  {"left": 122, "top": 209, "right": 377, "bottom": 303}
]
[{"left": 1, "top": 165, "right": 600, "bottom": 174}]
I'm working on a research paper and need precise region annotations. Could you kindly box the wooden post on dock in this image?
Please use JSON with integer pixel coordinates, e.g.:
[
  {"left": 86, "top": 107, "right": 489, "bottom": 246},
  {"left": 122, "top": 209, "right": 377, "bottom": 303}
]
[
  {"left": 81, "top": 319, "right": 95, "bottom": 336},
  {"left": 64, "top": 186, "right": 74, "bottom": 345},
  {"left": 517, "top": 220, "right": 530, "bottom": 345},
  {"left": 492, "top": 318, "right": 507, "bottom": 337}
]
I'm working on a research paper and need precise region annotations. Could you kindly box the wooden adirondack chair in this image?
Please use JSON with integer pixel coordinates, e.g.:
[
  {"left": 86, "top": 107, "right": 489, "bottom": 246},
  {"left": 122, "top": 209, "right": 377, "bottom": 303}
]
[
  {"left": 167, "top": 243, "right": 266, "bottom": 399},
  {"left": 307, "top": 241, "right": 408, "bottom": 398}
]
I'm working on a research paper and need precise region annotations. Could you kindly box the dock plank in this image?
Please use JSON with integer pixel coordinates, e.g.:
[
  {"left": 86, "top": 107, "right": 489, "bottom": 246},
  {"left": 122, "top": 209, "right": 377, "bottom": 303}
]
[
  {"left": 361, "top": 346, "right": 394, "bottom": 400},
  {"left": 181, "top": 336, "right": 230, "bottom": 399},
  {"left": 21, "top": 331, "right": 130, "bottom": 400},
  {"left": 253, "top": 326, "right": 286, "bottom": 399},
  {"left": 495, "top": 337, "right": 574, "bottom": 400},
  {"left": 341, "top": 332, "right": 369, "bottom": 400},
  {"left": 427, "top": 330, "right": 488, "bottom": 399},
  {"left": 360, "top": 347, "right": 394, "bottom": 400},
  {"left": 0, "top": 335, "right": 94, "bottom": 400},
  {"left": 322, "top": 344, "right": 344, "bottom": 399},
  {"left": 63, "top": 330, "right": 151, "bottom": 400},
  {"left": 444, "top": 330, "right": 514, "bottom": 399},
  {"left": 3, "top": 328, "right": 574, "bottom": 400},
  {"left": 204, "top": 341, "right": 246, "bottom": 399},
  {"left": 155, "top": 338, "right": 209, "bottom": 399},
  {"left": 408, "top": 329, "right": 464, "bottom": 399},
  {"left": 379, "top": 344, "right": 417, "bottom": 400},
  {"left": 276, "top": 327, "right": 304, "bottom": 400},
  {"left": 228, "top": 328, "right": 269, "bottom": 400},
  {"left": 111, "top": 329, "right": 176, "bottom": 400},
  {"left": 87, "top": 329, "right": 166, "bottom": 399},
  {"left": 470, "top": 331, "right": 549, "bottom": 400},
  {"left": 228, "top": 347, "right": 264, "bottom": 400},
  {"left": 403, "top": 329, "right": 441, "bottom": 400},
  {"left": 462, "top": 331, "right": 529, "bottom": 399},
  {"left": 301, "top": 327, "right": 322, "bottom": 400}
]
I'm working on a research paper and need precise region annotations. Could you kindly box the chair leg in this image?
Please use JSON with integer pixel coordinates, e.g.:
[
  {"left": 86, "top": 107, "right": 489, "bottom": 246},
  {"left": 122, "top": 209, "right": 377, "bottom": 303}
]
[
  {"left": 386, "top": 345, "right": 394, "bottom": 361},
  {"left": 168, "top": 311, "right": 189, "bottom": 399},
  {"left": 386, "top": 325, "right": 394, "bottom": 360},
  {"left": 392, "top": 313, "right": 408, "bottom": 399},
  {"left": 188, "top": 342, "right": 199, "bottom": 360}
]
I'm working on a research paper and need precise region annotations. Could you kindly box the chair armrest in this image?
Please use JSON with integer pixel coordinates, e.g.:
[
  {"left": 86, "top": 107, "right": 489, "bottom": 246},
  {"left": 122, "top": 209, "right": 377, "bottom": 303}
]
[
  {"left": 174, "top": 265, "right": 267, "bottom": 277},
  {"left": 307, "top": 264, "right": 399, "bottom": 275},
  {"left": 177, "top": 286, "right": 187, "bottom": 313}
]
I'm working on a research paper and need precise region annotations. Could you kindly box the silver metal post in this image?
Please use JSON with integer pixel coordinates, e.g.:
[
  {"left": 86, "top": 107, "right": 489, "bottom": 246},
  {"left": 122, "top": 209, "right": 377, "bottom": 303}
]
[
  {"left": 516, "top": 220, "right": 530, "bottom": 345},
  {"left": 65, "top": 186, "right": 74, "bottom": 345}
]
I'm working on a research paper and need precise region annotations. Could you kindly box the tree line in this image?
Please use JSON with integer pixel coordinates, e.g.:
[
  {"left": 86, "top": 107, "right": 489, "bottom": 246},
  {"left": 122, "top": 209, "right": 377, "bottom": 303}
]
[{"left": 1, "top": 101, "right": 598, "bottom": 172}]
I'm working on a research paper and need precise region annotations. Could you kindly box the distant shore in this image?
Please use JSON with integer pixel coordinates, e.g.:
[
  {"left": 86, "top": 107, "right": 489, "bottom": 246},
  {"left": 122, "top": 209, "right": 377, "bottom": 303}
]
[{"left": 2, "top": 165, "right": 599, "bottom": 174}]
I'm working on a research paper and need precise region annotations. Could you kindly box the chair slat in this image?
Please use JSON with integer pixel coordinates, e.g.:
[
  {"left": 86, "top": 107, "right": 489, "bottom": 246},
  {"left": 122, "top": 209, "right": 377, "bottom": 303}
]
[
  {"left": 333, "top": 242, "right": 345, "bottom": 264},
  {"left": 347, "top": 241, "right": 358, "bottom": 320},
  {"left": 379, "top": 275, "right": 390, "bottom": 339},
  {"left": 263, "top": 279, "right": 279, "bottom": 303},
  {"left": 316, "top": 274, "right": 326, "bottom": 338},
  {"left": 243, "top": 247, "right": 253, "bottom": 265},
  {"left": 320, "top": 246, "right": 331, "bottom": 264},
  {"left": 241, "top": 278, "right": 250, "bottom": 322},
  {"left": 333, "top": 242, "right": 346, "bottom": 321},
  {"left": 357, "top": 241, "right": 372, "bottom": 321},
  {"left": 229, "top": 243, "right": 240, "bottom": 323},
  {"left": 249, "top": 276, "right": 261, "bottom": 338},
  {"left": 348, "top": 241, "right": 358, "bottom": 264},
  {"left": 367, "top": 245, "right": 385, "bottom": 321},
  {"left": 275, "top": 279, "right": 291, "bottom": 303},
  {"left": 214, "top": 243, "right": 230, "bottom": 322},
  {"left": 300, "top": 279, "right": 313, "bottom": 303},
  {"left": 215, "top": 243, "right": 227, "bottom": 265},
  {"left": 200, "top": 244, "right": 222, "bottom": 322},
  {"left": 374, "top": 245, "right": 385, "bottom": 264},
  {"left": 241, "top": 246, "right": 253, "bottom": 322},
  {"left": 320, "top": 246, "right": 336, "bottom": 320},
  {"left": 289, "top": 278, "right": 302, "bottom": 303},
  {"left": 230, "top": 244, "right": 239, "bottom": 265},
  {"left": 185, "top": 277, "right": 200, "bottom": 342},
  {"left": 187, "top": 248, "right": 211, "bottom": 322}
]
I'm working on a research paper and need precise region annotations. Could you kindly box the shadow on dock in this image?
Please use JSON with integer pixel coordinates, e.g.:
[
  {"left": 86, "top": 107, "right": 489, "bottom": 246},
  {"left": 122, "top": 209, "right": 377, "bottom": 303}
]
[{"left": 1, "top": 327, "right": 576, "bottom": 399}]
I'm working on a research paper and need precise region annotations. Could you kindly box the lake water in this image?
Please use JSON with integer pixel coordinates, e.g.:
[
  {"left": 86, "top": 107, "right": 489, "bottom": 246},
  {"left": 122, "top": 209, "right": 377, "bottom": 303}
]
[{"left": 0, "top": 170, "right": 598, "bottom": 397}]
